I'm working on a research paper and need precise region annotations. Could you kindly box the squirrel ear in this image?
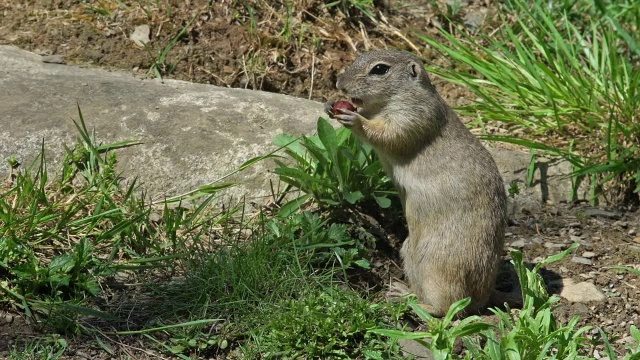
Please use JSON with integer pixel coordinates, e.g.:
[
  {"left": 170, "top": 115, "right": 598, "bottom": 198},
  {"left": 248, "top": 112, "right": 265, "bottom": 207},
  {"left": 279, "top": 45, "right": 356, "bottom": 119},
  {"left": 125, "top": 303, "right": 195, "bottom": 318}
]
[{"left": 408, "top": 61, "right": 421, "bottom": 79}]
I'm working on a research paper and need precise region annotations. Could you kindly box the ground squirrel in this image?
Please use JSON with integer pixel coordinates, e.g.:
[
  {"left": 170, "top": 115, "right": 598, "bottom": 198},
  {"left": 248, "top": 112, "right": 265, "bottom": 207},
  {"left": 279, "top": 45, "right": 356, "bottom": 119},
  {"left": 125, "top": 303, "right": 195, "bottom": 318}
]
[{"left": 326, "top": 50, "right": 514, "bottom": 316}]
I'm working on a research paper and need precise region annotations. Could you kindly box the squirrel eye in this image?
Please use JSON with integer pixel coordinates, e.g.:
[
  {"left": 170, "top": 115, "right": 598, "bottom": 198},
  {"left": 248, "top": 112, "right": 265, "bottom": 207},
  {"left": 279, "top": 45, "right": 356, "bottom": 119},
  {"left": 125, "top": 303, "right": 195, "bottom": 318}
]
[{"left": 369, "top": 64, "right": 390, "bottom": 75}]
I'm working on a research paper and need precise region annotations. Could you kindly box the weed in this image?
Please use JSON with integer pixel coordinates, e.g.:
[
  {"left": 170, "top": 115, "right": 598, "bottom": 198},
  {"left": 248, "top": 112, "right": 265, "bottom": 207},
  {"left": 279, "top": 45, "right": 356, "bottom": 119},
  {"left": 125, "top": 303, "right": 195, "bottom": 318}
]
[
  {"left": 9, "top": 334, "right": 67, "bottom": 360},
  {"left": 507, "top": 180, "right": 521, "bottom": 198},
  {"left": 147, "top": 17, "right": 194, "bottom": 80},
  {"left": 243, "top": 288, "right": 406, "bottom": 359},
  {"left": 273, "top": 117, "right": 395, "bottom": 216},
  {"left": 422, "top": 0, "right": 640, "bottom": 204},
  {"left": 134, "top": 210, "right": 373, "bottom": 357},
  {"left": 1, "top": 108, "right": 142, "bottom": 318},
  {"left": 325, "top": 0, "right": 376, "bottom": 19},
  {"left": 81, "top": 0, "right": 111, "bottom": 16}
]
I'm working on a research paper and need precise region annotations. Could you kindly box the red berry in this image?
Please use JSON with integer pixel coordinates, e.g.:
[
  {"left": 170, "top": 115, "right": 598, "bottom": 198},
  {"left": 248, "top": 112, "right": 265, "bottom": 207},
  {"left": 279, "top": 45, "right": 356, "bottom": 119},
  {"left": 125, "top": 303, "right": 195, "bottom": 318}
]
[{"left": 332, "top": 100, "right": 356, "bottom": 115}]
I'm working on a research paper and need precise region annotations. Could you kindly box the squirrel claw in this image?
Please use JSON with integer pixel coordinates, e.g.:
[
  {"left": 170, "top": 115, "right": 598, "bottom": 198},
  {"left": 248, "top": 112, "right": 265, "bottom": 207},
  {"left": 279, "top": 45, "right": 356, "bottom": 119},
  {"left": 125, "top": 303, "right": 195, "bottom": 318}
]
[
  {"left": 324, "top": 101, "right": 335, "bottom": 118},
  {"left": 334, "top": 109, "right": 361, "bottom": 128}
]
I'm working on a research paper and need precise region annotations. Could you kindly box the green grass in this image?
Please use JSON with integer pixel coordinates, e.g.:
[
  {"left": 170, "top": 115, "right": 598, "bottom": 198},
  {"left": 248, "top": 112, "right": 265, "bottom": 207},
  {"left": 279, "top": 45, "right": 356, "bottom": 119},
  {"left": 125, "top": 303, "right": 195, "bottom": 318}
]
[
  {"left": 0, "top": 108, "right": 407, "bottom": 358},
  {"left": 4, "top": 1, "right": 640, "bottom": 355},
  {"left": 421, "top": 0, "right": 640, "bottom": 204},
  {"left": 3, "top": 106, "right": 639, "bottom": 358},
  {"left": 8, "top": 334, "right": 67, "bottom": 360}
]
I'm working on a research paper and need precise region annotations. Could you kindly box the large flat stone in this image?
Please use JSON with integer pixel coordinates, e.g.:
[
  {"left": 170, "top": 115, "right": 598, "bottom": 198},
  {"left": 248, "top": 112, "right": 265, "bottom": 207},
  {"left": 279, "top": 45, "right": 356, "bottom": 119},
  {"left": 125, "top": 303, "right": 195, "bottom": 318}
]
[{"left": 0, "top": 45, "right": 323, "bottom": 200}]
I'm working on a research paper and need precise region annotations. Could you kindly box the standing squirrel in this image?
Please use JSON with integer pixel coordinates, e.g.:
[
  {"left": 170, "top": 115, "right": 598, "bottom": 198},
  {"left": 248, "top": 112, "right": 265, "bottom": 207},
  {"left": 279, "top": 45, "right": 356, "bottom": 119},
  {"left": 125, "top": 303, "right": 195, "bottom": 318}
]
[{"left": 326, "top": 50, "right": 516, "bottom": 316}]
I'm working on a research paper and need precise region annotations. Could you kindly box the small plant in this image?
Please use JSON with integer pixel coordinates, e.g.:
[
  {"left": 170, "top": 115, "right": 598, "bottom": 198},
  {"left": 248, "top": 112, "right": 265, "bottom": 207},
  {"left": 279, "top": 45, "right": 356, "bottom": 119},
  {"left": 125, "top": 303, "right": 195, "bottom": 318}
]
[
  {"left": 9, "top": 334, "right": 67, "bottom": 360},
  {"left": 264, "top": 211, "right": 371, "bottom": 270},
  {"left": 0, "top": 108, "right": 141, "bottom": 315},
  {"left": 81, "top": 0, "right": 111, "bottom": 16},
  {"left": 273, "top": 117, "right": 395, "bottom": 216},
  {"left": 422, "top": 0, "right": 640, "bottom": 205},
  {"left": 245, "top": 288, "right": 406, "bottom": 359},
  {"left": 325, "top": 0, "right": 376, "bottom": 19},
  {"left": 147, "top": 17, "right": 194, "bottom": 80}
]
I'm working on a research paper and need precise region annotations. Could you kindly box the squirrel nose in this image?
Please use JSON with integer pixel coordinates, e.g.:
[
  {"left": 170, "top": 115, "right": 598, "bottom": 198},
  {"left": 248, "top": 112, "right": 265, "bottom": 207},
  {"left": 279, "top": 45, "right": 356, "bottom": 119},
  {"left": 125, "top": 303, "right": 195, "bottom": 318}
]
[{"left": 335, "top": 72, "right": 347, "bottom": 91}]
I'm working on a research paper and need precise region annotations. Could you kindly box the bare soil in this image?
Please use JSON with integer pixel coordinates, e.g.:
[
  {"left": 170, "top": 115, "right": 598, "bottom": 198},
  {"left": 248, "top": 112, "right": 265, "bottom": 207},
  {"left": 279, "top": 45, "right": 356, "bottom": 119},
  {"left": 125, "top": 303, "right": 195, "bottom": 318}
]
[{"left": 1, "top": 0, "right": 639, "bottom": 358}]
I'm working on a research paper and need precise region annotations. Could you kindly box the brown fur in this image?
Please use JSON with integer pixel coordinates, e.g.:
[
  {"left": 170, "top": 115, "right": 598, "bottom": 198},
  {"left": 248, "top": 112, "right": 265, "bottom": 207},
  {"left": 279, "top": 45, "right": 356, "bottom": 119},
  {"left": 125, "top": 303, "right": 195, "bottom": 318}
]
[{"left": 329, "top": 50, "right": 514, "bottom": 316}]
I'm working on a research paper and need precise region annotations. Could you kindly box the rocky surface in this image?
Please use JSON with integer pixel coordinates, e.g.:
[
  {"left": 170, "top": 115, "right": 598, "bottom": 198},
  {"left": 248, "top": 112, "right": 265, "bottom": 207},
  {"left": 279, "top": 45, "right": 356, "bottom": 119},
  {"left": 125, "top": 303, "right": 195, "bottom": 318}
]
[{"left": 0, "top": 45, "right": 323, "bottom": 201}]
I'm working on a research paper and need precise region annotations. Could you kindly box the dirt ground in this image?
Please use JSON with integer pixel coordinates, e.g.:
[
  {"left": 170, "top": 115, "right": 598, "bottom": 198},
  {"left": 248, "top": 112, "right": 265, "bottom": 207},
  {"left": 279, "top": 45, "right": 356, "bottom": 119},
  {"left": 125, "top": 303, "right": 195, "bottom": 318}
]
[{"left": 1, "top": 0, "right": 639, "bottom": 358}]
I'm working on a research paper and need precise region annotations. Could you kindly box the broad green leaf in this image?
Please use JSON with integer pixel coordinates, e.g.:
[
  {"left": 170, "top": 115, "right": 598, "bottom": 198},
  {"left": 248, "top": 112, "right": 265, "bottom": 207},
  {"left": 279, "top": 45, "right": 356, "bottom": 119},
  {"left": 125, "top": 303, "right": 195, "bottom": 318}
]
[
  {"left": 343, "top": 190, "right": 364, "bottom": 204},
  {"left": 374, "top": 195, "right": 391, "bottom": 208}
]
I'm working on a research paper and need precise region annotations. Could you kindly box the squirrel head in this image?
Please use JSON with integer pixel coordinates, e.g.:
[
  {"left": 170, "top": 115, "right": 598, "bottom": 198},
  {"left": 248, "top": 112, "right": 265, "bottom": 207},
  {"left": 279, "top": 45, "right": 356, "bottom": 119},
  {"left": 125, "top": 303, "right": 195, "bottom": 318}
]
[{"left": 336, "top": 50, "right": 436, "bottom": 116}]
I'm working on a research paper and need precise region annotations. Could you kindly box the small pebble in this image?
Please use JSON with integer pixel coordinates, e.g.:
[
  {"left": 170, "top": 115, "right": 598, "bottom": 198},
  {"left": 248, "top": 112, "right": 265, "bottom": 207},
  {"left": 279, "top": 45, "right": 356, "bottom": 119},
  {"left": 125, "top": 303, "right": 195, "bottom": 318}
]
[
  {"left": 148, "top": 212, "right": 162, "bottom": 222},
  {"left": 629, "top": 228, "right": 637, "bottom": 236},
  {"left": 573, "top": 303, "right": 589, "bottom": 314},
  {"left": 613, "top": 220, "right": 628, "bottom": 228},
  {"left": 530, "top": 237, "right": 543, "bottom": 244},
  {"left": 511, "top": 239, "right": 526, "bottom": 248},
  {"left": 619, "top": 335, "right": 635, "bottom": 344},
  {"left": 583, "top": 208, "right": 621, "bottom": 219},
  {"left": 582, "top": 251, "right": 596, "bottom": 258},
  {"left": 572, "top": 256, "right": 593, "bottom": 265}
]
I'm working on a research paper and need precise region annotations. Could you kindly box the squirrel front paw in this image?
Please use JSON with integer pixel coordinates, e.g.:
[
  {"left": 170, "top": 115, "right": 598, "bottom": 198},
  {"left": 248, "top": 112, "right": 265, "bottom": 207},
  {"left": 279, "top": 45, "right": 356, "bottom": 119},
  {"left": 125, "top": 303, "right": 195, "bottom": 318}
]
[{"left": 334, "top": 109, "right": 364, "bottom": 128}]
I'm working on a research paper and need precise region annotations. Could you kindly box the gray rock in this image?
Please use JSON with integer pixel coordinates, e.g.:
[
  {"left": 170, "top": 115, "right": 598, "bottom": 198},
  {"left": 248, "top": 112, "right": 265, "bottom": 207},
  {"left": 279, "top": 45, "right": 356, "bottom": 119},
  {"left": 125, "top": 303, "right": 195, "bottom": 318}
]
[
  {"left": 445, "top": 0, "right": 469, "bottom": 6},
  {"left": 545, "top": 242, "right": 566, "bottom": 249},
  {"left": 613, "top": 221, "right": 629, "bottom": 229},
  {"left": 571, "top": 256, "right": 593, "bottom": 265},
  {"left": 398, "top": 339, "right": 434, "bottom": 359},
  {"left": 569, "top": 235, "right": 584, "bottom": 242},
  {"left": 510, "top": 239, "right": 526, "bottom": 248},
  {"left": 490, "top": 149, "right": 591, "bottom": 216},
  {"left": 463, "top": 11, "right": 485, "bottom": 33},
  {"left": 0, "top": 45, "right": 322, "bottom": 201},
  {"left": 581, "top": 208, "right": 622, "bottom": 219},
  {"left": 581, "top": 251, "right": 596, "bottom": 258},
  {"left": 560, "top": 278, "right": 606, "bottom": 303},
  {"left": 530, "top": 236, "right": 543, "bottom": 244}
]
